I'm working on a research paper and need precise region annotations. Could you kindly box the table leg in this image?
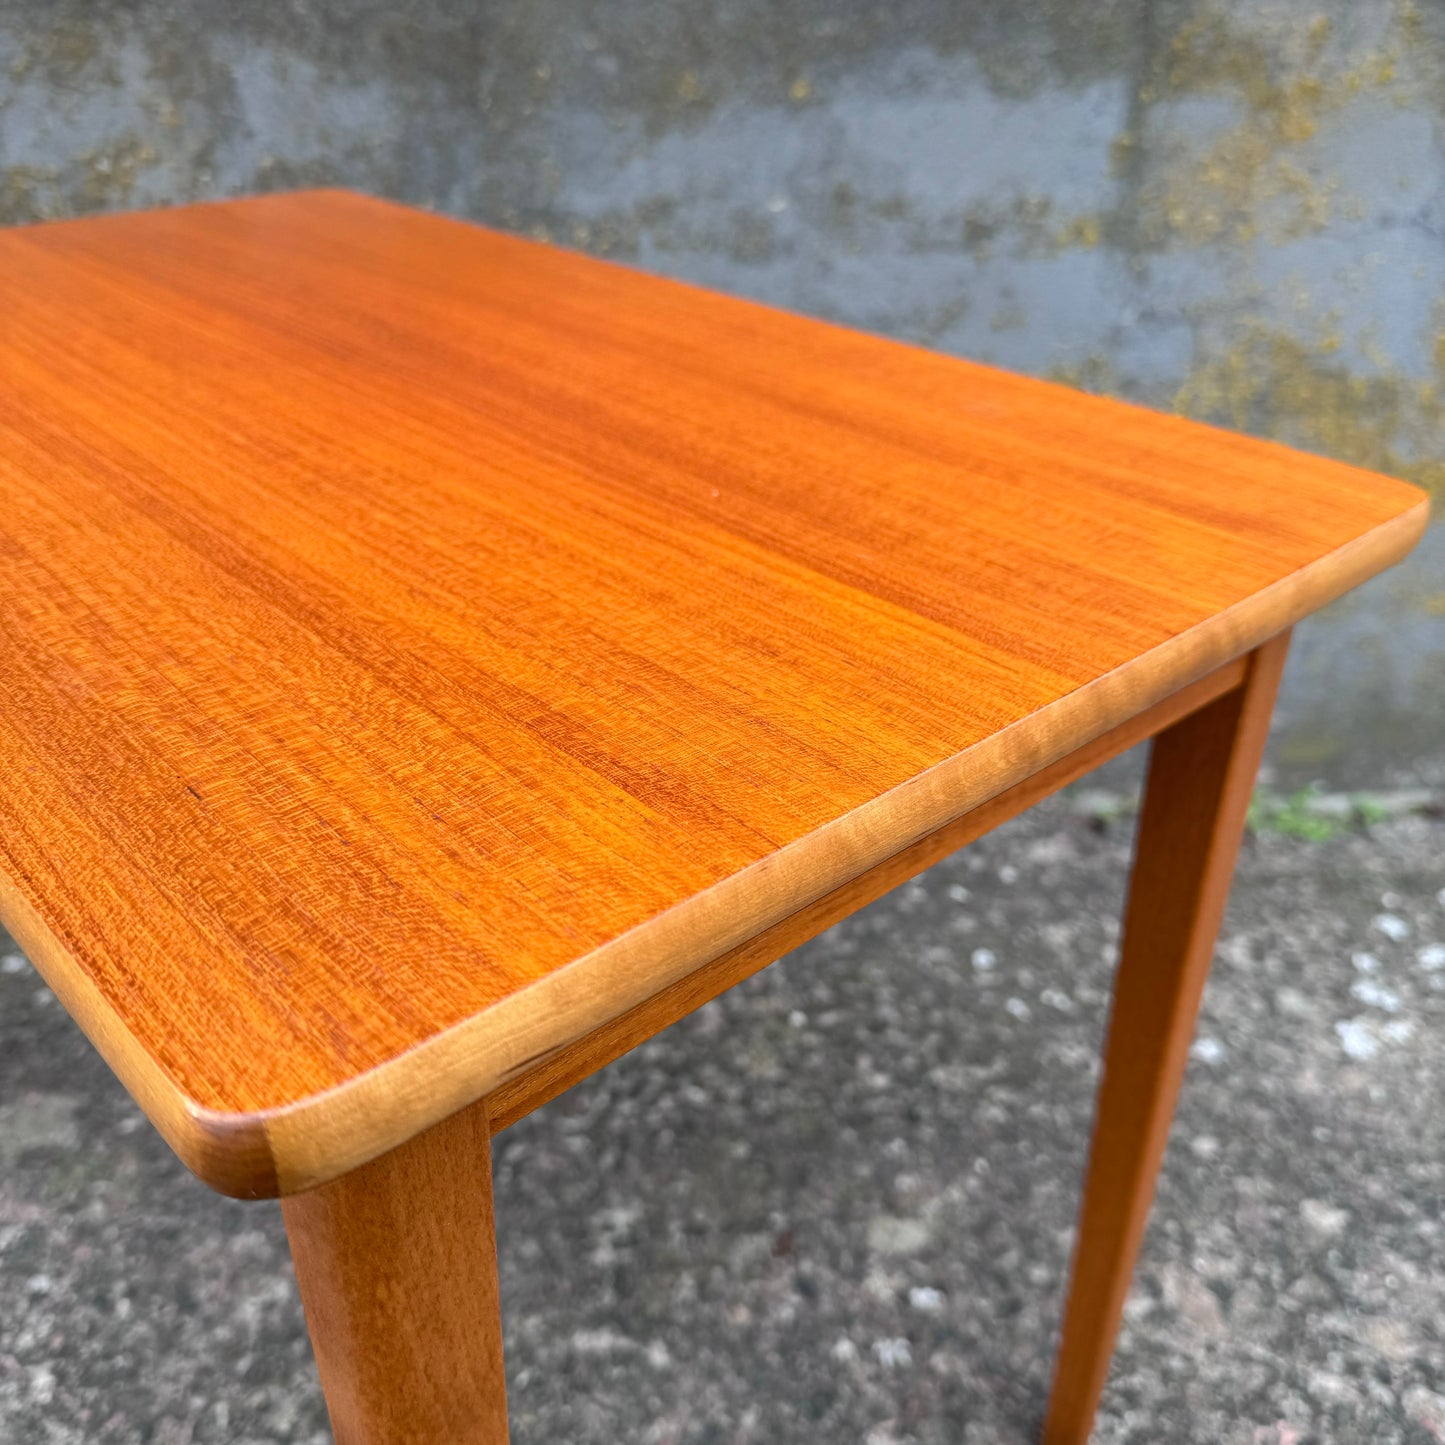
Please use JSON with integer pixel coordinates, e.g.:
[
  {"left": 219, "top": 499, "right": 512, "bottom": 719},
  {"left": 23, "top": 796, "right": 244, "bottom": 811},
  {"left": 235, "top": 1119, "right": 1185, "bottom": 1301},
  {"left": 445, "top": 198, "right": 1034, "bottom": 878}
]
[
  {"left": 282, "top": 1100, "right": 510, "bottom": 1444},
  {"left": 1041, "top": 631, "right": 1290, "bottom": 1445}
]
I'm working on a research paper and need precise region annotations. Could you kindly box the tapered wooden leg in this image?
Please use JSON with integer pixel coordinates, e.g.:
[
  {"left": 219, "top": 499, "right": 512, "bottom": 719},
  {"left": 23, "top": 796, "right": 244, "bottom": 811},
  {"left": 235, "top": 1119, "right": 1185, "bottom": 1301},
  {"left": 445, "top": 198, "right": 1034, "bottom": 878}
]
[
  {"left": 1041, "top": 632, "right": 1290, "bottom": 1445},
  {"left": 282, "top": 1101, "right": 509, "bottom": 1444}
]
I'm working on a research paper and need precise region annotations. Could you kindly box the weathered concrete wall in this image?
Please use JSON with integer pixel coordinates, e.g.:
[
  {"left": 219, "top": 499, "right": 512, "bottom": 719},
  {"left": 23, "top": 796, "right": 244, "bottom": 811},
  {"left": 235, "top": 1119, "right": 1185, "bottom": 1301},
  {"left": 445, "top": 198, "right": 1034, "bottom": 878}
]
[{"left": 1, "top": 0, "right": 1440, "bottom": 783}]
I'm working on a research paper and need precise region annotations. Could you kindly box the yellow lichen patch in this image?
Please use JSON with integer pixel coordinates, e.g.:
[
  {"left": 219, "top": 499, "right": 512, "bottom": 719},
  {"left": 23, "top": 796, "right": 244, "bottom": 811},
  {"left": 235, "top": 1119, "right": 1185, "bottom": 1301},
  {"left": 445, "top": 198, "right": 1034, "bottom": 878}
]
[
  {"left": 1397, "top": 0, "right": 1427, "bottom": 50},
  {"left": 1142, "top": 125, "right": 1337, "bottom": 248},
  {"left": 0, "top": 165, "right": 59, "bottom": 223},
  {"left": 1135, "top": 1, "right": 1425, "bottom": 248},
  {"left": 1109, "top": 129, "right": 1140, "bottom": 178},
  {"left": 13, "top": 20, "right": 100, "bottom": 85},
  {"left": 1276, "top": 73, "right": 1326, "bottom": 142},
  {"left": 1054, "top": 214, "right": 1102, "bottom": 250},
  {"left": 80, "top": 138, "right": 159, "bottom": 210},
  {"left": 1160, "top": 9, "right": 1276, "bottom": 111},
  {"left": 1173, "top": 325, "right": 1445, "bottom": 498},
  {"left": 788, "top": 76, "right": 813, "bottom": 104},
  {"left": 957, "top": 195, "right": 1106, "bottom": 260},
  {"left": 1341, "top": 48, "right": 1399, "bottom": 94}
]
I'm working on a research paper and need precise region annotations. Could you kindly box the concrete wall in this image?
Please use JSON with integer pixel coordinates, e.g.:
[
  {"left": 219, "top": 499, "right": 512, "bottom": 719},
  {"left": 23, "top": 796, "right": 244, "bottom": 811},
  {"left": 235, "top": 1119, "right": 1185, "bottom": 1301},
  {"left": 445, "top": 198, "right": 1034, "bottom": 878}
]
[{"left": 1, "top": 0, "right": 1440, "bottom": 785}]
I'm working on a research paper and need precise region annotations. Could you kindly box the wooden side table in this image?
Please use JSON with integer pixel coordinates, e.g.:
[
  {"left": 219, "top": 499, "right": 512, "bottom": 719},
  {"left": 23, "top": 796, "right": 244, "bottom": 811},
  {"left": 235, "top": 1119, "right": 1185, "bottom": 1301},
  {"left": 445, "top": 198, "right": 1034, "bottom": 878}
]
[{"left": 0, "top": 190, "right": 1427, "bottom": 1444}]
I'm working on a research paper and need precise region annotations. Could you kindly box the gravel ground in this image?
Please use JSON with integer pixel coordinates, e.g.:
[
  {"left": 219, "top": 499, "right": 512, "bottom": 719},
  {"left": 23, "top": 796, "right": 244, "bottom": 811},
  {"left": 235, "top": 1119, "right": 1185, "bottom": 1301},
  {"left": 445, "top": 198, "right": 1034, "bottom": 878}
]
[{"left": 1, "top": 784, "right": 1442, "bottom": 1444}]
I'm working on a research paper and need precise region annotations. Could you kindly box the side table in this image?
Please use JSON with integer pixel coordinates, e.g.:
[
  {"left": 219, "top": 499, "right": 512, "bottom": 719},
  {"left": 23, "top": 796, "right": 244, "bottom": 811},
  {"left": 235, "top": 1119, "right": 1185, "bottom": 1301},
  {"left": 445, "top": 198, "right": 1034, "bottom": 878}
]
[{"left": 0, "top": 190, "right": 1427, "bottom": 1443}]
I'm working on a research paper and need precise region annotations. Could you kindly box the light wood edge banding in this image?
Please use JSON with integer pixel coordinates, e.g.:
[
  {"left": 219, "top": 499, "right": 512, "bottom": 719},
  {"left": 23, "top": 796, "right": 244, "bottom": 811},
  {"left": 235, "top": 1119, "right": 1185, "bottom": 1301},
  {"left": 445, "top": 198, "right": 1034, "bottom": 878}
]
[
  {"left": 0, "top": 500, "right": 1428, "bottom": 1197},
  {"left": 481, "top": 654, "right": 1250, "bottom": 1135},
  {"left": 0, "top": 873, "right": 278, "bottom": 1197}
]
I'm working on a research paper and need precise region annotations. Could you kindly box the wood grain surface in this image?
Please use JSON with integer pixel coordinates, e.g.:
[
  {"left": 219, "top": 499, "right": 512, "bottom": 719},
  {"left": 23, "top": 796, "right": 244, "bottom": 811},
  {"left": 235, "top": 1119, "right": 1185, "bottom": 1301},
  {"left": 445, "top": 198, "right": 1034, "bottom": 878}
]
[{"left": 0, "top": 189, "right": 1427, "bottom": 1196}]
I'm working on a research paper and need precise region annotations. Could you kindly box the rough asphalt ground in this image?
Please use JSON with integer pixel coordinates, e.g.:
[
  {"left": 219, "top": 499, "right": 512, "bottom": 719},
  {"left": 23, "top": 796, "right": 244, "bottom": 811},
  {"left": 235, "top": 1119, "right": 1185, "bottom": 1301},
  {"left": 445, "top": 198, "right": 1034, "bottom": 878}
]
[{"left": 1, "top": 778, "right": 1442, "bottom": 1444}]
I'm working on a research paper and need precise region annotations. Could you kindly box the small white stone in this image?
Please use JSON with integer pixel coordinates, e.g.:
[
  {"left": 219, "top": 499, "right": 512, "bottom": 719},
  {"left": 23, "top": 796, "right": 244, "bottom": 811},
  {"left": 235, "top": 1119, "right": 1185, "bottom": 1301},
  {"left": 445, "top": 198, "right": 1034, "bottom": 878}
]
[
  {"left": 830, "top": 1337, "right": 860, "bottom": 1364},
  {"left": 863, "top": 1267, "right": 896, "bottom": 1302},
  {"left": 1274, "top": 986, "right": 1311, "bottom": 1017},
  {"left": 1190, "top": 1135, "right": 1221, "bottom": 1160},
  {"left": 1335, "top": 1018, "right": 1379, "bottom": 1061},
  {"left": 1040, "top": 987, "right": 1074, "bottom": 1012},
  {"left": 868, "top": 1215, "right": 931, "bottom": 1257},
  {"left": 1300, "top": 1198, "right": 1350, "bottom": 1240},
  {"left": 947, "top": 883, "right": 970, "bottom": 903},
  {"left": 1360, "top": 1316, "right": 1413, "bottom": 1361},
  {"left": 1350, "top": 979, "right": 1402, "bottom": 1012},
  {"left": 1, "top": 952, "right": 28, "bottom": 975},
  {"left": 1381, "top": 891, "right": 1402, "bottom": 909},
  {"left": 1309, "top": 1368, "right": 1362, "bottom": 1407},
  {"left": 908, "top": 1285, "right": 944, "bottom": 1313},
  {"left": 1190, "top": 1036, "right": 1227, "bottom": 1065},
  {"left": 1382, "top": 1018, "right": 1416, "bottom": 1044},
  {"left": 1005, "top": 996, "right": 1031, "bottom": 1021},
  {"left": 872, "top": 1337, "right": 913, "bottom": 1369},
  {"left": 1373, "top": 913, "right": 1410, "bottom": 942},
  {"left": 1417, "top": 943, "right": 1445, "bottom": 972},
  {"left": 1351, "top": 951, "right": 1381, "bottom": 974},
  {"left": 25, "top": 1273, "right": 52, "bottom": 1296},
  {"left": 970, "top": 947, "right": 996, "bottom": 972},
  {"left": 998, "top": 865, "right": 1019, "bottom": 884},
  {"left": 569, "top": 1327, "right": 632, "bottom": 1356},
  {"left": 788, "top": 1009, "right": 808, "bottom": 1029},
  {"left": 1160, "top": 1262, "right": 1225, "bottom": 1335}
]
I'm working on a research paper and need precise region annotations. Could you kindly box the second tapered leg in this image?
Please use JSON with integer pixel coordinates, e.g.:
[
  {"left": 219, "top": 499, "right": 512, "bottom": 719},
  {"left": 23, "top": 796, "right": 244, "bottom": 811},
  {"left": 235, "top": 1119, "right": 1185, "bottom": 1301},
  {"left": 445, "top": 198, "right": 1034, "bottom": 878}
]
[{"left": 1041, "top": 632, "right": 1290, "bottom": 1445}]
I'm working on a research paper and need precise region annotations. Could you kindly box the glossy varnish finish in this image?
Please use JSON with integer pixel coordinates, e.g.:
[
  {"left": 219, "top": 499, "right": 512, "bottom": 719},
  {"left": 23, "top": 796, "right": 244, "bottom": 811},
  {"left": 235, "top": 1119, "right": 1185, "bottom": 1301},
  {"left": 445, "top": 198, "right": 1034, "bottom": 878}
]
[{"left": 0, "top": 190, "right": 1427, "bottom": 1196}]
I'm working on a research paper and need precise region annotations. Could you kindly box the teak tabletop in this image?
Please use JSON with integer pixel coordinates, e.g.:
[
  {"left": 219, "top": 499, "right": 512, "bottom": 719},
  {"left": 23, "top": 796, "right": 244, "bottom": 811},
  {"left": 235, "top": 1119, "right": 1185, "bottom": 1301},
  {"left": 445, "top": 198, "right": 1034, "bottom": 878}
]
[{"left": 0, "top": 190, "right": 1428, "bottom": 1444}]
